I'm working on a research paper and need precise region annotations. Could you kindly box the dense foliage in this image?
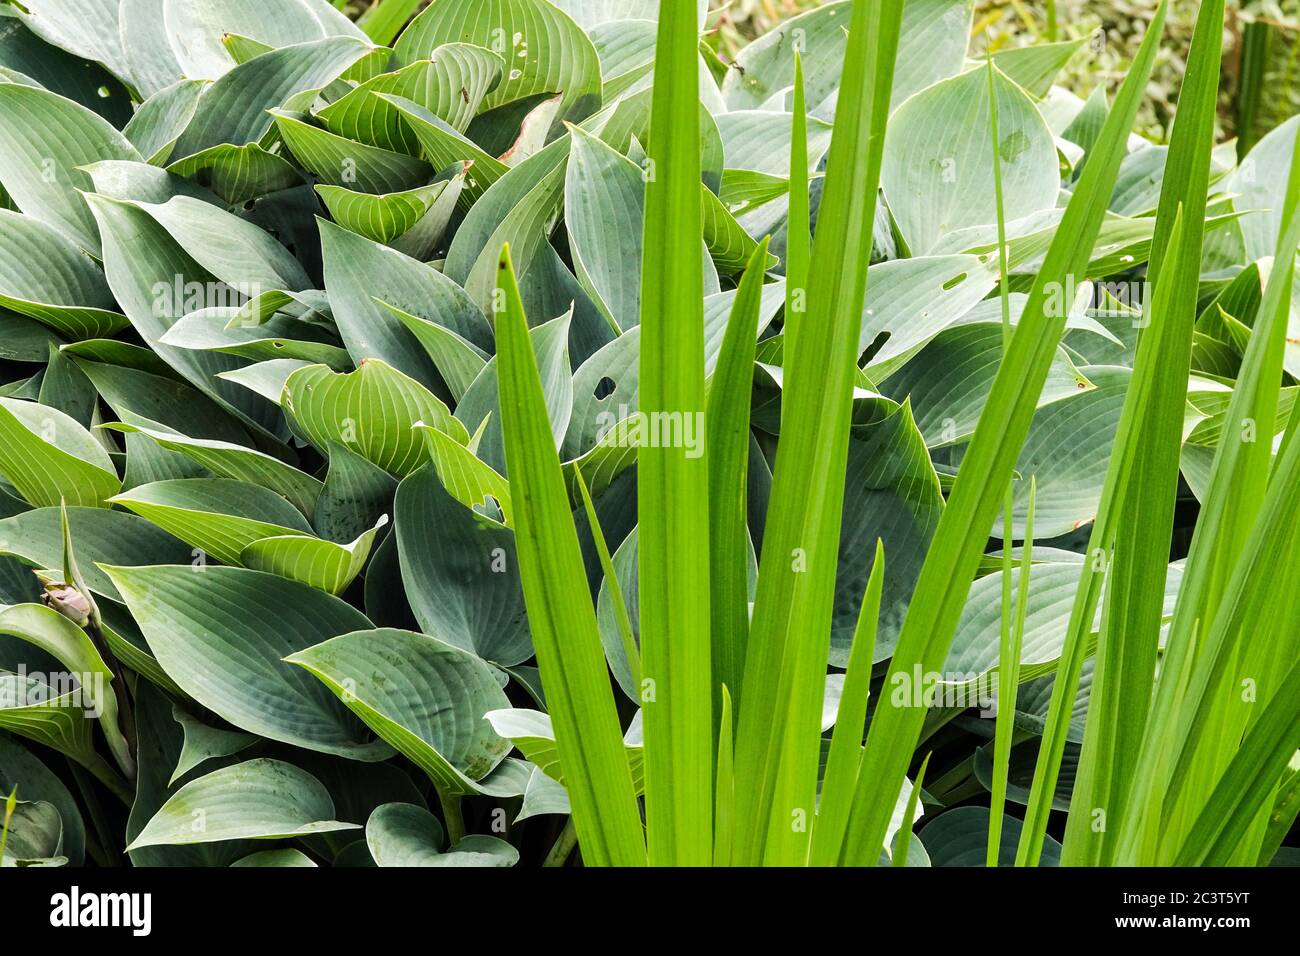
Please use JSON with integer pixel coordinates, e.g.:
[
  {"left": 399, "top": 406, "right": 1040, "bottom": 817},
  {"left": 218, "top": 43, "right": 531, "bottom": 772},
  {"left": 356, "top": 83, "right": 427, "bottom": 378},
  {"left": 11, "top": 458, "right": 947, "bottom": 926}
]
[{"left": 0, "top": 0, "right": 1296, "bottom": 868}]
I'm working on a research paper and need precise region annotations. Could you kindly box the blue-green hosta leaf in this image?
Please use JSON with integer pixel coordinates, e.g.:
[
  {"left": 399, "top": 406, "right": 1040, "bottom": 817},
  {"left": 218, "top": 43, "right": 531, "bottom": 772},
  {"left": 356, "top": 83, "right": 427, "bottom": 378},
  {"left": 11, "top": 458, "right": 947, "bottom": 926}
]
[
  {"left": 938, "top": 560, "right": 1182, "bottom": 696},
  {"left": 376, "top": 93, "right": 509, "bottom": 205},
  {"left": 563, "top": 281, "right": 787, "bottom": 456},
  {"left": 315, "top": 182, "right": 448, "bottom": 244},
  {"left": 169, "top": 705, "right": 258, "bottom": 785},
  {"left": 830, "top": 403, "right": 945, "bottom": 665},
  {"left": 454, "top": 312, "right": 574, "bottom": 475},
  {"left": 882, "top": 64, "right": 1059, "bottom": 256},
  {"left": 82, "top": 194, "right": 286, "bottom": 440},
  {"left": 395, "top": 467, "right": 530, "bottom": 665},
  {"left": 283, "top": 360, "right": 466, "bottom": 477},
  {"left": 230, "top": 848, "right": 317, "bottom": 867},
  {"left": 128, "top": 758, "right": 360, "bottom": 849},
  {"left": 880, "top": 322, "right": 1090, "bottom": 448},
  {"left": 565, "top": 126, "right": 644, "bottom": 334},
  {"left": 920, "top": 806, "right": 1062, "bottom": 866},
  {"left": 0, "top": 83, "right": 141, "bottom": 254},
  {"left": 158, "top": 308, "right": 350, "bottom": 370},
  {"left": 1, "top": 798, "right": 65, "bottom": 866},
  {"left": 165, "top": 143, "right": 304, "bottom": 204},
  {"left": 319, "top": 217, "right": 490, "bottom": 382},
  {"left": 379, "top": 301, "right": 489, "bottom": 403},
  {"left": 124, "top": 80, "right": 206, "bottom": 165},
  {"left": 216, "top": 359, "right": 314, "bottom": 405},
  {"left": 1223, "top": 114, "right": 1298, "bottom": 262},
  {"left": 0, "top": 210, "right": 129, "bottom": 340},
  {"left": 393, "top": 0, "right": 601, "bottom": 124},
  {"left": 992, "top": 366, "right": 1131, "bottom": 538},
  {"left": 988, "top": 37, "right": 1089, "bottom": 99},
  {"left": 0, "top": 506, "right": 191, "bottom": 601},
  {"left": 0, "top": 398, "right": 120, "bottom": 508},
  {"left": 588, "top": 18, "right": 656, "bottom": 104},
  {"left": 0, "top": 674, "right": 104, "bottom": 773},
  {"left": 272, "top": 109, "right": 433, "bottom": 194},
  {"left": 415, "top": 423, "right": 514, "bottom": 525},
  {"left": 162, "top": 0, "right": 365, "bottom": 81},
  {"left": 100, "top": 416, "right": 322, "bottom": 517},
  {"left": 240, "top": 515, "right": 387, "bottom": 596},
  {"left": 170, "top": 36, "right": 375, "bottom": 158},
  {"left": 365, "top": 802, "right": 518, "bottom": 866},
  {"left": 312, "top": 441, "right": 398, "bottom": 544},
  {"left": 316, "top": 46, "right": 505, "bottom": 151},
  {"left": 128, "top": 195, "right": 312, "bottom": 293},
  {"left": 108, "top": 477, "right": 314, "bottom": 566},
  {"left": 715, "top": 110, "right": 835, "bottom": 178},
  {"left": 118, "top": 0, "right": 184, "bottom": 96},
  {"left": 721, "top": 0, "right": 972, "bottom": 113},
  {"left": 0, "top": 602, "right": 133, "bottom": 776},
  {"left": 9, "top": 0, "right": 131, "bottom": 91},
  {"left": 484, "top": 708, "right": 646, "bottom": 792},
  {"left": 105, "top": 564, "right": 391, "bottom": 760},
  {"left": 286, "top": 628, "right": 512, "bottom": 794},
  {"left": 0, "top": 732, "right": 85, "bottom": 865},
  {"left": 0, "top": 314, "right": 60, "bottom": 362}
]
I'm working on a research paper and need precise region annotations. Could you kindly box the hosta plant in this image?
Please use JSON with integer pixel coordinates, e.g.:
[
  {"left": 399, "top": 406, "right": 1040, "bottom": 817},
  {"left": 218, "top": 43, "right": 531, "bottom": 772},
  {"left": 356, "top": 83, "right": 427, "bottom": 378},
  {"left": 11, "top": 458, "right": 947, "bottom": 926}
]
[{"left": 0, "top": 0, "right": 1296, "bottom": 869}]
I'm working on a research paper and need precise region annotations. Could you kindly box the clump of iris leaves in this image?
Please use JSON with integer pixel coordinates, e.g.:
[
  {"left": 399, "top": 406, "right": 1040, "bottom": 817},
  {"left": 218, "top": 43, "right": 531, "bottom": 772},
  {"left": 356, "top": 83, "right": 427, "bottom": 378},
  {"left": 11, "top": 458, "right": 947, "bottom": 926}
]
[{"left": 0, "top": 0, "right": 1296, "bottom": 869}]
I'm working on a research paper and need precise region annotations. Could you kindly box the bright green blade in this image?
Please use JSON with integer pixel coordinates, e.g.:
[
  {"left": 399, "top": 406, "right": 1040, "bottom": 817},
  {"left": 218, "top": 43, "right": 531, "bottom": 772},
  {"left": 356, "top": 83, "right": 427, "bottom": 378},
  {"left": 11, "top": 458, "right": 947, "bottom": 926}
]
[
  {"left": 843, "top": 0, "right": 1170, "bottom": 868},
  {"left": 808, "top": 539, "right": 884, "bottom": 867},
  {"left": 637, "top": 0, "right": 713, "bottom": 866},
  {"left": 706, "top": 237, "right": 771, "bottom": 713},
  {"left": 494, "top": 245, "right": 645, "bottom": 867},
  {"left": 783, "top": 51, "right": 810, "bottom": 372},
  {"left": 1059, "top": 0, "right": 1226, "bottom": 869},
  {"left": 731, "top": 0, "right": 904, "bottom": 868}
]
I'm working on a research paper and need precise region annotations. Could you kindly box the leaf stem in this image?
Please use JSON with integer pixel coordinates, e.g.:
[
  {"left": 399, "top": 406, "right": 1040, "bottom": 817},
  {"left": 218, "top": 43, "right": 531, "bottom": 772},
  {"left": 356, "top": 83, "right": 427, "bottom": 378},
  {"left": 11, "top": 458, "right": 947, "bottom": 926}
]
[{"left": 542, "top": 818, "right": 579, "bottom": 867}]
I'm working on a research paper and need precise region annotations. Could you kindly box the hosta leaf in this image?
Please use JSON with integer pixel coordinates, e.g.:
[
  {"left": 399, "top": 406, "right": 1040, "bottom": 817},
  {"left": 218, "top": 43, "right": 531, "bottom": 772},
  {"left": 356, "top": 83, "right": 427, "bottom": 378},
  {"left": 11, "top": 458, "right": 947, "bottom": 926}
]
[
  {"left": 169, "top": 705, "right": 258, "bottom": 785},
  {"left": 880, "top": 322, "right": 1089, "bottom": 448},
  {"left": 993, "top": 367, "right": 1131, "bottom": 538},
  {"left": 395, "top": 466, "right": 530, "bottom": 665},
  {"left": 165, "top": 144, "right": 304, "bottom": 204},
  {"left": 313, "top": 442, "right": 398, "bottom": 544},
  {"left": 881, "top": 65, "right": 1059, "bottom": 256},
  {"left": 231, "top": 849, "right": 318, "bottom": 867},
  {"left": 565, "top": 126, "right": 644, "bottom": 333},
  {"left": 365, "top": 802, "right": 518, "bottom": 867},
  {"left": 376, "top": 93, "right": 509, "bottom": 204},
  {"left": 0, "top": 506, "right": 191, "bottom": 601},
  {"left": 919, "top": 806, "right": 1061, "bottom": 866},
  {"left": 101, "top": 417, "right": 322, "bottom": 517},
  {"left": 158, "top": 308, "right": 351, "bottom": 370},
  {"left": 9, "top": 0, "right": 131, "bottom": 93},
  {"left": 272, "top": 109, "right": 433, "bottom": 194},
  {"left": 0, "top": 675, "right": 106, "bottom": 780},
  {"left": 170, "top": 36, "right": 375, "bottom": 158},
  {"left": 130, "top": 195, "right": 312, "bottom": 293},
  {"left": 1, "top": 799, "right": 65, "bottom": 866},
  {"left": 216, "top": 359, "right": 314, "bottom": 405},
  {"left": 109, "top": 477, "right": 313, "bottom": 566},
  {"left": 105, "top": 564, "right": 389, "bottom": 759},
  {"left": 415, "top": 423, "right": 514, "bottom": 524},
  {"left": 83, "top": 194, "right": 285, "bottom": 440},
  {"left": 0, "top": 732, "right": 85, "bottom": 865},
  {"left": 319, "top": 217, "right": 489, "bottom": 383},
  {"left": 0, "top": 398, "right": 120, "bottom": 508},
  {"left": 1221, "top": 114, "right": 1297, "bottom": 262},
  {"left": 127, "top": 758, "right": 360, "bottom": 849},
  {"left": 119, "top": 0, "right": 185, "bottom": 98},
  {"left": 316, "top": 182, "right": 448, "bottom": 244},
  {"left": 380, "top": 301, "right": 489, "bottom": 403},
  {"left": 286, "top": 627, "right": 512, "bottom": 794},
  {"left": 240, "top": 516, "right": 387, "bottom": 596},
  {"left": 394, "top": 0, "right": 601, "bottom": 124},
  {"left": 162, "top": 0, "right": 364, "bottom": 81},
  {"left": 124, "top": 80, "right": 206, "bottom": 165},
  {"left": 317, "top": 46, "right": 506, "bottom": 151},
  {"left": 989, "top": 38, "right": 1089, "bottom": 99},
  {"left": 0, "top": 210, "right": 129, "bottom": 340},
  {"left": 0, "top": 83, "right": 141, "bottom": 254},
  {"left": 721, "top": 0, "right": 972, "bottom": 113},
  {"left": 283, "top": 360, "right": 465, "bottom": 477}
]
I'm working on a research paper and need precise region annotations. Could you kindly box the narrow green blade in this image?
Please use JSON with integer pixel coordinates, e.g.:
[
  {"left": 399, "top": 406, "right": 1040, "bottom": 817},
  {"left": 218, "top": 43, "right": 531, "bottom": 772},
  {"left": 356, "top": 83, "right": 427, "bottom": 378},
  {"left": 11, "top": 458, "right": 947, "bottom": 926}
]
[{"left": 494, "top": 245, "right": 645, "bottom": 867}]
